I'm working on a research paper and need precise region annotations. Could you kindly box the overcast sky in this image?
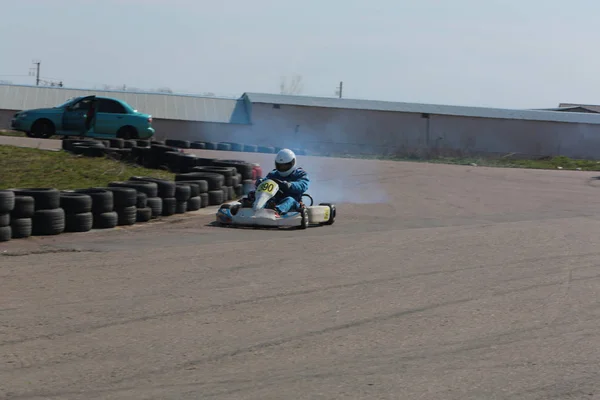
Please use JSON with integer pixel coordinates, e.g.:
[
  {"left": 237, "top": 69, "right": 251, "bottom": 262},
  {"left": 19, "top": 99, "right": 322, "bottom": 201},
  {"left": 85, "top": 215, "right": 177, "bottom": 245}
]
[{"left": 1, "top": 0, "right": 599, "bottom": 108}]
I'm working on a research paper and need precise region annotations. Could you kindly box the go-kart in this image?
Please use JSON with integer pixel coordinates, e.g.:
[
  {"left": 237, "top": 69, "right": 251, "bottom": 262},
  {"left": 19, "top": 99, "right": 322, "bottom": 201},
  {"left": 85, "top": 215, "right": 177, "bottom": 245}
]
[{"left": 215, "top": 178, "right": 336, "bottom": 229}]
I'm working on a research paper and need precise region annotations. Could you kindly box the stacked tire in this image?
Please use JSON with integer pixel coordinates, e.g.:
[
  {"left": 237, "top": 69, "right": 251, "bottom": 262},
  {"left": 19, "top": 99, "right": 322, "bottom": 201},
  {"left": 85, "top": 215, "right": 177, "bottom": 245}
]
[
  {"left": 174, "top": 171, "right": 224, "bottom": 206},
  {"left": 12, "top": 189, "right": 65, "bottom": 236},
  {"left": 175, "top": 180, "right": 209, "bottom": 210},
  {"left": 107, "top": 180, "right": 158, "bottom": 223},
  {"left": 72, "top": 188, "right": 118, "bottom": 229},
  {"left": 60, "top": 192, "right": 94, "bottom": 233},
  {"left": 10, "top": 195, "right": 34, "bottom": 239},
  {"left": 0, "top": 190, "right": 15, "bottom": 242},
  {"left": 129, "top": 177, "right": 176, "bottom": 217},
  {"left": 99, "top": 187, "right": 137, "bottom": 226}
]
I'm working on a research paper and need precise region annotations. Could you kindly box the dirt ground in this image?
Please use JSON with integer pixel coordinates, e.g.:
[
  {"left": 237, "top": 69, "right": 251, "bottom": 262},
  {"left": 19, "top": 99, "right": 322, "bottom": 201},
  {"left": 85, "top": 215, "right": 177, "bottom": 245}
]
[{"left": 2, "top": 137, "right": 600, "bottom": 399}]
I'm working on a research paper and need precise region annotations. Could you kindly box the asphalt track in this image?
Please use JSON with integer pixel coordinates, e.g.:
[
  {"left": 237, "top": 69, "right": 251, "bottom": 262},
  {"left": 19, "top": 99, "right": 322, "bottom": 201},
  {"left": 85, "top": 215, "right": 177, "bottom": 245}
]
[{"left": 2, "top": 136, "right": 600, "bottom": 399}]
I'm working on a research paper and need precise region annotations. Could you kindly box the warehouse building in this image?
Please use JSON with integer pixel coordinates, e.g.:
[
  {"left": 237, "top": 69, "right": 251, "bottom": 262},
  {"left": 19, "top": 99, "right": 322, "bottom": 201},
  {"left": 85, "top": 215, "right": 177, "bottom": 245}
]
[{"left": 3, "top": 83, "right": 600, "bottom": 159}]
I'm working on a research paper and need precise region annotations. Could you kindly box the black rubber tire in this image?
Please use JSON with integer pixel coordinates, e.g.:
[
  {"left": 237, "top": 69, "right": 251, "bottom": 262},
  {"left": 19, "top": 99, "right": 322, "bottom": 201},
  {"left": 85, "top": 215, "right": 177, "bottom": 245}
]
[
  {"left": 60, "top": 192, "right": 92, "bottom": 214},
  {"left": 165, "top": 139, "right": 191, "bottom": 148},
  {"left": 234, "top": 184, "right": 243, "bottom": 197},
  {"left": 0, "top": 190, "right": 15, "bottom": 213},
  {"left": 75, "top": 145, "right": 105, "bottom": 157},
  {"left": 98, "top": 187, "right": 137, "bottom": 208},
  {"left": 176, "top": 181, "right": 200, "bottom": 197},
  {"left": 175, "top": 201, "right": 187, "bottom": 214},
  {"left": 216, "top": 142, "right": 231, "bottom": 151},
  {"left": 124, "top": 139, "right": 137, "bottom": 149},
  {"left": 208, "top": 190, "right": 224, "bottom": 205},
  {"left": 230, "top": 143, "right": 244, "bottom": 152},
  {"left": 129, "top": 176, "right": 176, "bottom": 198},
  {"left": 190, "top": 141, "right": 206, "bottom": 149},
  {"left": 136, "top": 139, "right": 150, "bottom": 147},
  {"left": 108, "top": 180, "right": 158, "bottom": 198},
  {"left": 0, "top": 226, "right": 11, "bottom": 242},
  {"left": 199, "top": 193, "right": 209, "bottom": 208},
  {"left": 194, "top": 157, "right": 217, "bottom": 167},
  {"left": 0, "top": 213, "right": 9, "bottom": 227},
  {"left": 72, "top": 188, "right": 114, "bottom": 214},
  {"left": 62, "top": 139, "right": 104, "bottom": 152},
  {"left": 175, "top": 180, "right": 208, "bottom": 194},
  {"left": 10, "top": 218, "right": 32, "bottom": 239},
  {"left": 12, "top": 188, "right": 60, "bottom": 210},
  {"left": 186, "top": 196, "right": 202, "bottom": 211},
  {"left": 65, "top": 212, "right": 93, "bottom": 232},
  {"left": 109, "top": 138, "right": 124, "bottom": 149},
  {"left": 32, "top": 208, "right": 65, "bottom": 236},
  {"left": 11, "top": 196, "right": 35, "bottom": 219},
  {"left": 174, "top": 183, "right": 192, "bottom": 202},
  {"left": 211, "top": 160, "right": 255, "bottom": 180},
  {"left": 93, "top": 211, "right": 118, "bottom": 229},
  {"left": 175, "top": 172, "right": 224, "bottom": 191},
  {"left": 227, "top": 186, "right": 236, "bottom": 200},
  {"left": 243, "top": 144, "right": 257, "bottom": 152},
  {"left": 162, "top": 197, "right": 176, "bottom": 216},
  {"left": 116, "top": 206, "right": 137, "bottom": 226},
  {"left": 231, "top": 174, "right": 241, "bottom": 187},
  {"left": 136, "top": 207, "right": 152, "bottom": 222},
  {"left": 222, "top": 186, "right": 231, "bottom": 201},
  {"left": 204, "top": 142, "right": 217, "bottom": 150},
  {"left": 136, "top": 192, "right": 148, "bottom": 208},
  {"left": 146, "top": 197, "right": 163, "bottom": 218}
]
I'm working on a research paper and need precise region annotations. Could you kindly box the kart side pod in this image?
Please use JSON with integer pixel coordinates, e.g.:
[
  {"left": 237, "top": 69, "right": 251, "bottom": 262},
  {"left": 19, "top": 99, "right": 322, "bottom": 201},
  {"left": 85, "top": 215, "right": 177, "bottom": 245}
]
[{"left": 216, "top": 202, "right": 336, "bottom": 229}]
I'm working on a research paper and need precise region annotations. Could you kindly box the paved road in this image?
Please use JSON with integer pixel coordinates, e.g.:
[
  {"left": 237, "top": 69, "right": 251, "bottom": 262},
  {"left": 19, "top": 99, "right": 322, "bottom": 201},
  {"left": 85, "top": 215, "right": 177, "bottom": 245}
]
[{"left": 2, "top": 137, "right": 600, "bottom": 399}]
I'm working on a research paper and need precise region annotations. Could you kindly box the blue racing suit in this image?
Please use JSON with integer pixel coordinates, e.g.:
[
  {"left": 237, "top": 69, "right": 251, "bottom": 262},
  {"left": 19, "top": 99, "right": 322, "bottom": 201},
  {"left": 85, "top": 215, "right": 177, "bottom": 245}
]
[{"left": 256, "top": 167, "right": 310, "bottom": 214}]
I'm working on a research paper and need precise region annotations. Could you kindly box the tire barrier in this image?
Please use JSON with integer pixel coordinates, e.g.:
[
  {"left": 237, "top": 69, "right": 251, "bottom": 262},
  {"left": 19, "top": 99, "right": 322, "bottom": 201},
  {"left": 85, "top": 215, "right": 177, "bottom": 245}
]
[
  {"left": 159, "top": 139, "right": 307, "bottom": 156},
  {"left": 0, "top": 141, "right": 264, "bottom": 243}
]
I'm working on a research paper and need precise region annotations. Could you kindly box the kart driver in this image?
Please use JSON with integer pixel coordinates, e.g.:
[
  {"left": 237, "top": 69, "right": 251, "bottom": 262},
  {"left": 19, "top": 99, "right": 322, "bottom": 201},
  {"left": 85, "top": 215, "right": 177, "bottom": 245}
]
[{"left": 255, "top": 148, "right": 309, "bottom": 215}]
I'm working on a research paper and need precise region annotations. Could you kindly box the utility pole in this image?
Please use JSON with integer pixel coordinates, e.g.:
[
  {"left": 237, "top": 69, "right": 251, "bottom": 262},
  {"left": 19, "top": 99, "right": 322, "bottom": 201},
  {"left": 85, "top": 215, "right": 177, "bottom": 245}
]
[
  {"left": 335, "top": 81, "right": 343, "bottom": 98},
  {"left": 29, "top": 60, "right": 41, "bottom": 86}
]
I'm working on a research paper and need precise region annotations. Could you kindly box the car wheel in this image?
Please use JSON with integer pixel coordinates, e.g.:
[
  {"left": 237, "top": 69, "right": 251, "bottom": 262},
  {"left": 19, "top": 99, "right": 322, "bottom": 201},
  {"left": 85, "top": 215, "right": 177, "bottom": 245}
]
[
  {"left": 117, "top": 126, "right": 137, "bottom": 140},
  {"left": 30, "top": 119, "right": 55, "bottom": 139}
]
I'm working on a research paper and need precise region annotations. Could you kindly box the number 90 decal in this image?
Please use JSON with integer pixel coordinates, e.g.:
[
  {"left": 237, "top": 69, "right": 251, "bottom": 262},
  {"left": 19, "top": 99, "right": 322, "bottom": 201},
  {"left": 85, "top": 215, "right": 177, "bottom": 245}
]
[{"left": 259, "top": 181, "right": 276, "bottom": 194}]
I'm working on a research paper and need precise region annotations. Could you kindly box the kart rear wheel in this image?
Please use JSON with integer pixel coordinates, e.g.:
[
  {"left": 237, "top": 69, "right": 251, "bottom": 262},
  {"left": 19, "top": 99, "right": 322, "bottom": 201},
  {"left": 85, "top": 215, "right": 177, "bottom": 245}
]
[
  {"left": 319, "top": 203, "right": 336, "bottom": 225},
  {"left": 300, "top": 207, "right": 308, "bottom": 229}
]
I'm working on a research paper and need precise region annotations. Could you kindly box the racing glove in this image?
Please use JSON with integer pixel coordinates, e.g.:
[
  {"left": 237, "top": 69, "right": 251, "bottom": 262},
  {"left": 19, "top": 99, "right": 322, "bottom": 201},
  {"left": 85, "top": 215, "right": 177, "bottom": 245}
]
[{"left": 273, "top": 179, "right": 292, "bottom": 192}]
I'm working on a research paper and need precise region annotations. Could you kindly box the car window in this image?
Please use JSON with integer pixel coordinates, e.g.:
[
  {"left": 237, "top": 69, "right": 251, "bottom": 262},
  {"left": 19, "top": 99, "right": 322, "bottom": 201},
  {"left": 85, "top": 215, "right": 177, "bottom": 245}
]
[
  {"left": 97, "top": 99, "right": 127, "bottom": 114},
  {"left": 71, "top": 99, "right": 92, "bottom": 110}
]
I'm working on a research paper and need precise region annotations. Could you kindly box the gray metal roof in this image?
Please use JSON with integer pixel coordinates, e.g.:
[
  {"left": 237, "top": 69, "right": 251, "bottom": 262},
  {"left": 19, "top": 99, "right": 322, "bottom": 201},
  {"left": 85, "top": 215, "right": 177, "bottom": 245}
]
[
  {"left": 0, "top": 84, "right": 249, "bottom": 124},
  {"left": 243, "top": 92, "right": 600, "bottom": 125}
]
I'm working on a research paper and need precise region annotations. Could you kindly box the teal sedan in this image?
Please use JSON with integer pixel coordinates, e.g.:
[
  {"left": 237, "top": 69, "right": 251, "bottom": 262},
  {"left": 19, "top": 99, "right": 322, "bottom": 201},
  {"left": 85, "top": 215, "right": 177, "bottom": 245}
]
[{"left": 10, "top": 95, "right": 155, "bottom": 140}]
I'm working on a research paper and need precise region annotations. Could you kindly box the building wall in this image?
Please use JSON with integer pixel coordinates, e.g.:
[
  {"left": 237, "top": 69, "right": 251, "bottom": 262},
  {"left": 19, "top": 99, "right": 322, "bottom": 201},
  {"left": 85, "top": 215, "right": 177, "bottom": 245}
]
[{"left": 0, "top": 109, "right": 16, "bottom": 129}]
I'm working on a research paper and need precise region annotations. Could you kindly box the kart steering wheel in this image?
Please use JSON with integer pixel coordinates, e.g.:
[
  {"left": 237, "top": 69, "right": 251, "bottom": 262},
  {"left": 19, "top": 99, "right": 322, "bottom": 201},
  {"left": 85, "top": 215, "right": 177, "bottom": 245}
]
[{"left": 302, "top": 194, "right": 314, "bottom": 206}]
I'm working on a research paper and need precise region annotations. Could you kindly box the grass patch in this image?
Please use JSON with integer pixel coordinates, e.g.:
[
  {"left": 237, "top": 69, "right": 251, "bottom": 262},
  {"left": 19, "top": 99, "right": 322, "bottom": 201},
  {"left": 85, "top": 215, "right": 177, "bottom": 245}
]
[
  {"left": 0, "top": 130, "right": 27, "bottom": 138},
  {"left": 0, "top": 145, "right": 174, "bottom": 190}
]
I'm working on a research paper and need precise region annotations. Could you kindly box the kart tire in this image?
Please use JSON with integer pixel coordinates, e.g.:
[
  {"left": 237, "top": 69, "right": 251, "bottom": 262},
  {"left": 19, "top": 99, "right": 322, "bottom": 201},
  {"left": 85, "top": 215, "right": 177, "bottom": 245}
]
[
  {"left": 174, "top": 183, "right": 192, "bottom": 202},
  {"left": 0, "top": 226, "right": 11, "bottom": 242},
  {"left": 208, "top": 190, "right": 223, "bottom": 205},
  {"left": 175, "top": 180, "right": 207, "bottom": 194},
  {"left": 65, "top": 212, "right": 94, "bottom": 232},
  {"left": 12, "top": 188, "right": 60, "bottom": 210},
  {"left": 72, "top": 188, "right": 114, "bottom": 214},
  {"left": 319, "top": 202, "right": 336, "bottom": 225},
  {"left": 59, "top": 192, "right": 93, "bottom": 214},
  {"left": 0, "top": 190, "right": 15, "bottom": 214},
  {"left": 0, "top": 213, "right": 9, "bottom": 227},
  {"left": 146, "top": 197, "right": 163, "bottom": 218},
  {"left": 129, "top": 176, "right": 176, "bottom": 198},
  {"left": 11, "top": 196, "right": 35, "bottom": 219},
  {"left": 199, "top": 193, "right": 209, "bottom": 208},
  {"left": 97, "top": 186, "right": 137, "bottom": 208},
  {"left": 136, "top": 192, "right": 148, "bottom": 208},
  {"left": 187, "top": 196, "right": 202, "bottom": 211},
  {"left": 162, "top": 197, "right": 177, "bottom": 216},
  {"left": 175, "top": 201, "right": 187, "bottom": 214},
  {"left": 136, "top": 207, "right": 152, "bottom": 222},
  {"left": 175, "top": 172, "right": 224, "bottom": 191},
  {"left": 93, "top": 211, "right": 118, "bottom": 229},
  {"left": 300, "top": 207, "right": 308, "bottom": 230},
  {"left": 108, "top": 180, "right": 159, "bottom": 198},
  {"left": 10, "top": 217, "right": 32, "bottom": 239},
  {"left": 116, "top": 205, "right": 137, "bottom": 226},
  {"left": 32, "top": 208, "right": 65, "bottom": 236}
]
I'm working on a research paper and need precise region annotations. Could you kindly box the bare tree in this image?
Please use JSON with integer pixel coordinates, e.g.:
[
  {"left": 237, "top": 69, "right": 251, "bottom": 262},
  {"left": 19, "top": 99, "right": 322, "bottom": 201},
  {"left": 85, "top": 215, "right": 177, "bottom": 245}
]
[{"left": 280, "top": 74, "right": 303, "bottom": 95}]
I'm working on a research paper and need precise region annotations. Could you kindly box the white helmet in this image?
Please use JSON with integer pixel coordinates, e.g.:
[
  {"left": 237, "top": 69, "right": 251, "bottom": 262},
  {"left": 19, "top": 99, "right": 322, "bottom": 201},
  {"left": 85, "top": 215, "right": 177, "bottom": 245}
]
[{"left": 274, "top": 148, "right": 296, "bottom": 177}]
